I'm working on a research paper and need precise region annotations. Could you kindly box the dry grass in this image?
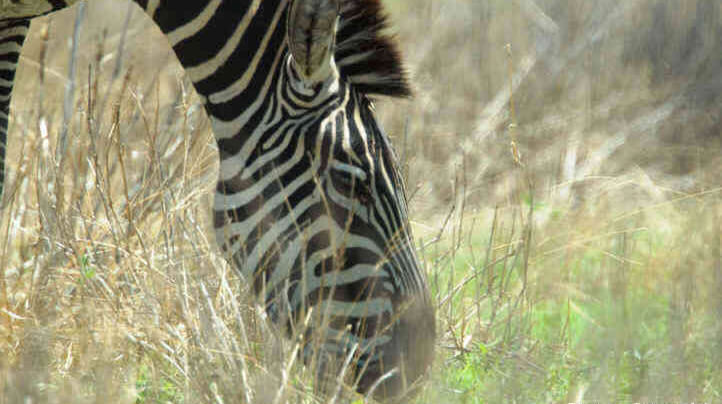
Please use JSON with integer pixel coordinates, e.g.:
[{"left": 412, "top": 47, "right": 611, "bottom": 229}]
[
  {"left": 1, "top": 3, "right": 307, "bottom": 403},
  {"left": 1, "top": 0, "right": 721, "bottom": 403}
]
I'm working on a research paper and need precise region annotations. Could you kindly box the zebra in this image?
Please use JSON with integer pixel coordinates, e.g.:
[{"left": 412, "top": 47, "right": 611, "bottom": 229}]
[{"left": 1, "top": 0, "right": 435, "bottom": 399}]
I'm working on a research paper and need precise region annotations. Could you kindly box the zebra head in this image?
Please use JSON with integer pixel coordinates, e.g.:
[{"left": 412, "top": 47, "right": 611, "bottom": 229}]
[
  {"left": 214, "top": 0, "right": 434, "bottom": 398},
  {"left": 283, "top": 0, "right": 435, "bottom": 398}
]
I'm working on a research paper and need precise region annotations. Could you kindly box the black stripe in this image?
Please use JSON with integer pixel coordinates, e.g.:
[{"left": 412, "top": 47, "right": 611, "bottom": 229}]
[
  {"left": 170, "top": 0, "right": 254, "bottom": 68},
  {"left": 133, "top": 0, "right": 148, "bottom": 11},
  {"left": 151, "top": 1, "right": 210, "bottom": 33},
  {"left": 192, "top": 1, "right": 286, "bottom": 99},
  {"left": 47, "top": 0, "right": 68, "bottom": 11}
]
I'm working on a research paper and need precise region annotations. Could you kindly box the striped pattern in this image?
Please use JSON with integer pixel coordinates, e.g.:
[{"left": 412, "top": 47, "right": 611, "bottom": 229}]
[
  {"left": 1, "top": 0, "right": 434, "bottom": 399},
  {"left": 0, "top": 20, "right": 30, "bottom": 199}
]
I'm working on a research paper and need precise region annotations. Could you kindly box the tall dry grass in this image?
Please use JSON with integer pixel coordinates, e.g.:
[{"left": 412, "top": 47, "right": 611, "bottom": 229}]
[
  {"left": 1, "top": 0, "right": 721, "bottom": 403},
  {"left": 1, "top": 3, "right": 323, "bottom": 403},
  {"left": 383, "top": 1, "right": 721, "bottom": 402}
]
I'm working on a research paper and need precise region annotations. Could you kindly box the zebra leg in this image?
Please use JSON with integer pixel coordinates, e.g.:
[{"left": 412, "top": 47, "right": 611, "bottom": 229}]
[{"left": 0, "top": 20, "right": 30, "bottom": 201}]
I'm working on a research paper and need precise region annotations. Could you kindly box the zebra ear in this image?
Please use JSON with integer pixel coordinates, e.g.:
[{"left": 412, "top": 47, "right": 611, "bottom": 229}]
[{"left": 287, "top": 0, "right": 340, "bottom": 84}]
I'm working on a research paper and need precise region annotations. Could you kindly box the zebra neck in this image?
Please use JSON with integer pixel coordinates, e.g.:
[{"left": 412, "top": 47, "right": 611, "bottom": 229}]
[
  {"left": 140, "top": 0, "right": 290, "bottom": 144},
  {"left": 0, "top": 1, "right": 81, "bottom": 20}
]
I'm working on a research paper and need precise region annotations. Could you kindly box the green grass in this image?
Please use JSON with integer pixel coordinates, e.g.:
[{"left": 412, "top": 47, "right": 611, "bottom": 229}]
[
  {"left": 412, "top": 197, "right": 722, "bottom": 403},
  {"left": 135, "top": 362, "right": 184, "bottom": 403}
]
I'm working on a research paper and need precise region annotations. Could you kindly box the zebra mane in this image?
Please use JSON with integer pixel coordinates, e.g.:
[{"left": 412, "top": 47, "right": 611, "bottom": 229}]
[{"left": 335, "top": 0, "right": 411, "bottom": 98}]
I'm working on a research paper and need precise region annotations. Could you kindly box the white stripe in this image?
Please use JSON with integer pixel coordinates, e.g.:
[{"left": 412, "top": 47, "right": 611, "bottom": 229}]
[
  {"left": 0, "top": 62, "right": 17, "bottom": 70},
  {"left": 2, "top": 3, "right": 53, "bottom": 19},
  {"left": 266, "top": 218, "right": 389, "bottom": 298},
  {"left": 181, "top": 0, "right": 262, "bottom": 84},
  {"left": 145, "top": 0, "right": 162, "bottom": 18},
  {"left": 217, "top": 115, "right": 292, "bottom": 182},
  {"left": 203, "top": 0, "right": 284, "bottom": 103},
  {"left": 314, "top": 298, "right": 392, "bottom": 318},
  {"left": 165, "top": 0, "right": 223, "bottom": 46},
  {"left": 285, "top": 223, "right": 388, "bottom": 307},
  {"left": 290, "top": 263, "right": 392, "bottom": 309},
  {"left": 241, "top": 180, "right": 321, "bottom": 269},
  {"left": 219, "top": 160, "right": 321, "bottom": 260},
  {"left": 0, "top": 42, "right": 22, "bottom": 54},
  {"left": 260, "top": 107, "right": 292, "bottom": 150},
  {"left": 215, "top": 127, "right": 302, "bottom": 210},
  {"left": 284, "top": 61, "right": 340, "bottom": 108},
  {"left": 330, "top": 160, "right": 367, "bottom": 182},
  {"left": 321, "top": 328, "right": 391, "bottom": 349},
  {"left": 0, "top": 24, "right": 28, "bottom": 37},
  {"left": 304, "top": 331, "right": 390, "bottom": 358},
  {"left": 230, "top": 192, "right": 319, "bottom": 279},
  {"left": 237, "top": 114, "right": 294, "bottom": 176},
  {"left": 209, "top": 36, "right": 286, "bottom": 140}
]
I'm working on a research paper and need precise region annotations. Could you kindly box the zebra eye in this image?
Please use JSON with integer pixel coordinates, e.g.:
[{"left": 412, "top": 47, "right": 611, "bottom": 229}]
[{"left": 329, "top": 161, "right": 372, "bottom": 203}]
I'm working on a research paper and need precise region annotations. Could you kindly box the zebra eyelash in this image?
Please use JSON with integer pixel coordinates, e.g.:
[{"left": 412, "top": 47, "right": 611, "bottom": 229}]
[
  {"left": 329, "top": 160, "right": 373, "bottom": 204},
  {"left": 330, "top": 160, "right": 368, "bottom": 183}
]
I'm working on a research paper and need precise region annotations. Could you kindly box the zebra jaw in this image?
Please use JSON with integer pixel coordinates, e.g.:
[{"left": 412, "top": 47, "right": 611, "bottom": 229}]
[{"left": 287, "top": 0, "right": 340, "bottom": 84}]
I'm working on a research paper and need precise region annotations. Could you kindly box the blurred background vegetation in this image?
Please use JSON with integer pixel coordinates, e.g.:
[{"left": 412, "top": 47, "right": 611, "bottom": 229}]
[{"left": 1, "top": 0, "right": 721, "bottom": 403}]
